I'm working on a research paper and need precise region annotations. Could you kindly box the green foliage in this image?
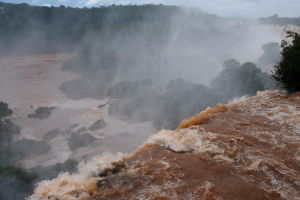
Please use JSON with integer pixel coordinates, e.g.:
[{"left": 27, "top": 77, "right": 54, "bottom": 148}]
[
  {"left": 212, "top": 60, "right": 270, "bottom": 99},
  {"left": 108, "top": 79, "right": 223, "bottom": 129},
  {"left": 0, "top": 101, "right": 78, "bottom": 199},
  {"left": 0, "top": 102, "right": 12, "bottom": 118},
  {"left": 0, "top": 2, "right": 180, "bottom": 55},
  {"left": 30, "top": 159, "right": 78, "bottom": 181},
  {"left": 0, "top": 119, "right": 20, "bottom": 145},
  {"left": 157, "top": 79, "right": 223, "bottom": 129},
  {"left": 259, "top": 15, "right": 300, "bottom": 26},
  {"left": 10, "top": 139, "right": 51, "bottom": 162},
  {"left": 272, "top": 31, "right": 300, "bottom": 93},
  {"left": 68, "top": 132, "right": 96, "bottom": 150},
  {"left": 27, "top": 106, "right": 56, "bottom": 119},
  {"left": 0, "top": 100, "right": 38, "bottom": 199},
  {"left": 258, "top": 42, "right": 281, "bottom": 68},
  {"left": 0, "top": 165, "right": 37, "bottom": 200}
]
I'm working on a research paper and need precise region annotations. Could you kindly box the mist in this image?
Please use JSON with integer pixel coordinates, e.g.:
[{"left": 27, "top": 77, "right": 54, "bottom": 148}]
[
  {"left": 60, "top": 5, "right": 282, "bottom": 128},
  {"left": 0, "top": 2, "right": 293, "bottom": 199}
]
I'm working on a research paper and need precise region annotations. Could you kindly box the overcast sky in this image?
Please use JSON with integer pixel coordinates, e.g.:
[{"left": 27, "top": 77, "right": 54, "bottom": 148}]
[{"left": 2, "top": 0, "right": 300, "bottom": 18}]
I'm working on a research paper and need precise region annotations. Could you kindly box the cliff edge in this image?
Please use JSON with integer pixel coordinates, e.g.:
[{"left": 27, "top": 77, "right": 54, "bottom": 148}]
[{"left": 29, "top": 91, "right": 300, "bottom": 200}]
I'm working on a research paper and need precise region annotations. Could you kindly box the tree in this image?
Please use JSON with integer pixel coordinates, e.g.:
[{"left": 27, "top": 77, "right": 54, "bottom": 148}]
[
  {"left": 0, "top": 102, "right": 12, "bottom": 119},
  {"left": 212, "top": 60, "right": 268, "bottom": 99},
  {"left": 273, "top": 31, "right": 300, "bottom": 93},
  {"left": 258, "top": 42, "right": 281, "bottom": 69}
]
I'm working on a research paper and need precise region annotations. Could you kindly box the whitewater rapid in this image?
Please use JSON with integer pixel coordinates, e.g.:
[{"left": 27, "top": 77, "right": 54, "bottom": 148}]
[{"left": 29, "top": 91, "right": 300, "bottom": 200}]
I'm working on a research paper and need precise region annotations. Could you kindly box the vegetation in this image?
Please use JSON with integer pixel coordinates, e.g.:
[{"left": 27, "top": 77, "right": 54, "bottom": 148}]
[
  {"left": 259, "top": 15, "right": 300, "bottom": 26},
  {"left": 0, "top": 2, "right": 180, "bottom": 55},
  {"left": 258, "top": 42, "right": 281, "bottom": 69},
  {"left": 0, "top": 102, "right": 12, "bottom": 118},
  {"left": 68, "top": 132, "right": 96, "bottom": 150},
  {"left": 11, "top": 139, "right": 51, "bottom": 162},
  {"left": 272, "top": 31, "right": 300, "bottom": 93},
  {"left": 0, "top": 166, "right": 37, "bottom": 200},
  {"left": 212, "top": 60, "right": 274, "bottom": 99},
  {"left": 28, "top": 106, "right": 56, "bottom": 119},
  {"left": 0, "top": 102, "right": 78, "bottom": 199},
  {"left": 89, "top": 119, "right": 107, "bottom": 131},
  {"left": 108, "top": 79, "right": 223, "bottom": 129},
  {"left": 0, "top": 102, "right": 36, "bottom": 199}
]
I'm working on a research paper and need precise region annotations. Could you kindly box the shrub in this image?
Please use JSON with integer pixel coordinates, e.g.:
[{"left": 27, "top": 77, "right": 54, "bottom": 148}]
[
  {"left": 212, "top": 60, "right": 269, "bottom": 99},
  {"left": 28, "top": 106, "right": 56, "bottom": 119},
  {"left": 0, "top": 102, "right": 13, "bottom": 119},
  {"left": 272, "top": 31, "right": 300, "bottom": 93}
]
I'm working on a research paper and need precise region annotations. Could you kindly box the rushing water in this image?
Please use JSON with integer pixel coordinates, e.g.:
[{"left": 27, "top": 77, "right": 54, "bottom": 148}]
[{"left": 29, "top": 91, "right": 300, "bottom": 200}]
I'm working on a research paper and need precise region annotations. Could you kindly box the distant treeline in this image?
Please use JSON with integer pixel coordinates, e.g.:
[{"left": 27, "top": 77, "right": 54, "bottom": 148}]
[
  {"left": 259, "top": 15, "right": 300, "bottom": 26},
  {"left": 0, "top": 2, "right": 184, "bottom": 55},
  {"left": 2, "top": 2, "right": 298, "bottom": 56}
]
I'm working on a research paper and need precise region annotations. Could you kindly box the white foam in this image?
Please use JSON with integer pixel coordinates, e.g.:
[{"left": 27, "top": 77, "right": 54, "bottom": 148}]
[{"left": 28, "top": 152, "right": 125, "bottom": 200}]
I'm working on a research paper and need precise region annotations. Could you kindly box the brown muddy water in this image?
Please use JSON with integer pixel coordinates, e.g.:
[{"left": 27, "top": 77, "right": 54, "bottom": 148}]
[
  {"left": 0, "top": 53, "right": 156, "bottom": 168},
  {"left": 29, "top": 91, "right": 300, "bottom": 200}
]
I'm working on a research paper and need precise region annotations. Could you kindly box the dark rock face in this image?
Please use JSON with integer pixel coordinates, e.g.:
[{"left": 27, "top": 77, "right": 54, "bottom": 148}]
[
  {"left": 28, "top": 107, "right": 56, "bottom": 119},
  {"left": 88, "top": 120, "right": 107, "bottom": 131}
]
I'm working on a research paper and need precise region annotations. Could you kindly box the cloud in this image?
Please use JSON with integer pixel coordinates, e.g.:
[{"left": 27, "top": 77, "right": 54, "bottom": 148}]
[{"left": 85, "top": 0, "right": 101, "bottom": 6}]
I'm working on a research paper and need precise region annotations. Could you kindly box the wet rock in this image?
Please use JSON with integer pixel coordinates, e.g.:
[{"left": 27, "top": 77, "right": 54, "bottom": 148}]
[
  {"left": 28, "top": 106, "right": 56, "bottom": 119},
  {"left": 88, "top": 120, "right": 107, "bottom": 131}
]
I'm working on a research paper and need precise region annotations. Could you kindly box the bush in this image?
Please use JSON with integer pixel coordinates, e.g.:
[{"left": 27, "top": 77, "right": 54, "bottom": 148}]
[
  {"left": 28, "top": 106, "right": 56, "bottom": 119},
  {"left": 68, "top": 132, "right": 96, "bottom": 150},
  {"left": 89, "top": 120, "right": 107, "bottom": 131},
  {"left": 0, "top": 120, "right": 20, "bottom": 145},
  {"left": 0, "top": 102, "right": 13, "bottom": 119},
  {"left": 273, "top": 31, "right": 300, "bottom": 93},
  {"left": 258, "top": 42, "right": 281, "bottom": 69},
  {"left": 0, "top": 166, "right": 37, "bottom": 200},
  {"left": 108, "top": 78, "right": 223, "bottom": 129},
  {"left": 212, "top": 60, "right": 270, "bottom": 99},
  {"left": 11, "top": 139, "right": 51, "bottom": 161}
]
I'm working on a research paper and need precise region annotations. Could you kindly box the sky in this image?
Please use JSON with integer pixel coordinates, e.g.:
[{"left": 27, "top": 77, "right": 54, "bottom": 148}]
[{"left": 2, "top": 0, "right": 300, "bottom": 18}]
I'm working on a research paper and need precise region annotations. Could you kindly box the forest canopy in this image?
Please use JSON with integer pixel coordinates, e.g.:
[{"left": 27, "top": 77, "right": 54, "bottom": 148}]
[{"left": 0, "top": 2, "right": 182, "bottom": 55}]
